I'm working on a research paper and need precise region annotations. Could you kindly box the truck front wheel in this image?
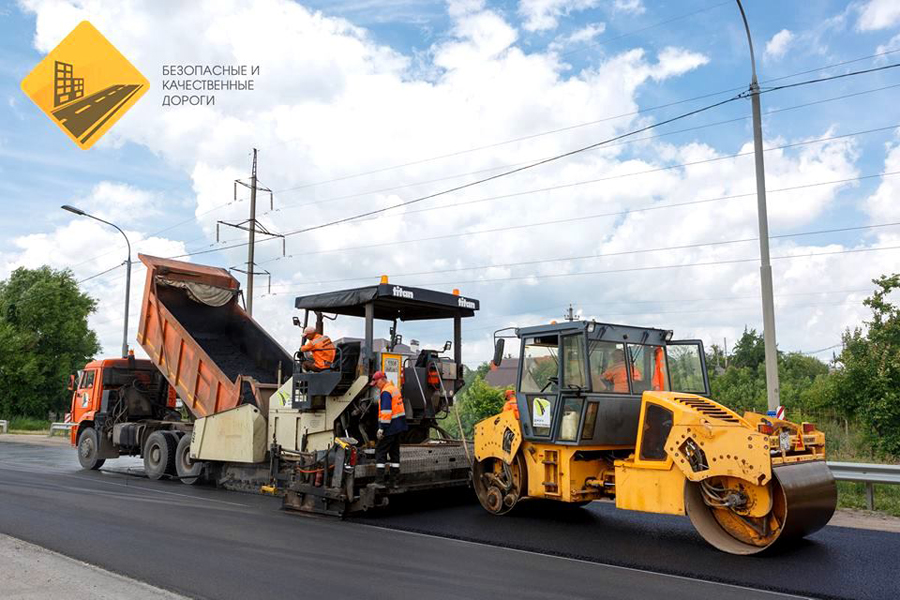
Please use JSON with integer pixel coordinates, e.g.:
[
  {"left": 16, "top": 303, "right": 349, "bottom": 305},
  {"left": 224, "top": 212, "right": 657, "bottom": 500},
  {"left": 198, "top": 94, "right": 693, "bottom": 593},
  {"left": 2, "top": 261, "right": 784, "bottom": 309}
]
[
  {"left": 144, "top": 431, "right": 177, "bottom": 480},
  {"left": 77, "top": 427, "right": 105, "bottom": 471}
]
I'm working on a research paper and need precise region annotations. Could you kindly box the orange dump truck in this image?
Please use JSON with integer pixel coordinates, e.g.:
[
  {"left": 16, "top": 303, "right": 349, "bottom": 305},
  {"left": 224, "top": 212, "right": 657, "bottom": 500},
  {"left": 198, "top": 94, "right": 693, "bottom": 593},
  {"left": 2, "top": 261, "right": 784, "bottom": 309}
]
[{"left": 69, "top": 254, "right": 292, "bottom": 483}]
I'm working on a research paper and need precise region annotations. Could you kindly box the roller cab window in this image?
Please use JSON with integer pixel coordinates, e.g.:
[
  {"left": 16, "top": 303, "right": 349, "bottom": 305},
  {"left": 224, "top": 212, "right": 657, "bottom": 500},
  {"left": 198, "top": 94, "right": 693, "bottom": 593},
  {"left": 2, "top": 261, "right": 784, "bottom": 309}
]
[
  {"left": 588, "top": 340, "right": 629, "bottom": 394},
  {"left": 521, "top": 335, "right": 559, "bottom": 437},
  {"left": 561, "top": 334, "right": 587, "bottom": 389},
  {"left": 520, "top": 335, "right": 559, "bottom": 394},
  {"left": 627, "top": 344, "right": 669, "bottom": 394},
  {"left": 666, "top": 340, "right": 710, "bottom": 396}
]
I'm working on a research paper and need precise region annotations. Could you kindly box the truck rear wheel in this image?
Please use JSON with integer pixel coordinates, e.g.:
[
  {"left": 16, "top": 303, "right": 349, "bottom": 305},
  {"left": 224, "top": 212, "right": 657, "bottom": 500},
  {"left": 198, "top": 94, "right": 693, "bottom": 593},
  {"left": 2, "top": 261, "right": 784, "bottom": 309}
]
[
  {"left": 175, "top": 433, "right": 203, "bottom": 485},
  {"left": 77, "top": 427, "right": 105, "bottom": 471},
  {"left": 144, "top": 431, "right": 177, "bottom": 480}
]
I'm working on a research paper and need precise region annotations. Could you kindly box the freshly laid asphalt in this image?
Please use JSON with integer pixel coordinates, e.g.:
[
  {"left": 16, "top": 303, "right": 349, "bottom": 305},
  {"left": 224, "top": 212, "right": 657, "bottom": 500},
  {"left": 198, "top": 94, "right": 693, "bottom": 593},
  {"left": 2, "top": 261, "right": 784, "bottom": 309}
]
[{"left": 1, "top": 439, "right": 897, "bottom": 600}]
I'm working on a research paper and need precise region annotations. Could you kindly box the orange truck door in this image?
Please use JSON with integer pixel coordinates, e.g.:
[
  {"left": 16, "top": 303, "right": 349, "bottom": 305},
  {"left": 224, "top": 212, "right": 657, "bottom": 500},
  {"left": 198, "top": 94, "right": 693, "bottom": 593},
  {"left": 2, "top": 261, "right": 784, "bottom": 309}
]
[{"left": 70, "top": 368, "right": 99, "bottom": 444}]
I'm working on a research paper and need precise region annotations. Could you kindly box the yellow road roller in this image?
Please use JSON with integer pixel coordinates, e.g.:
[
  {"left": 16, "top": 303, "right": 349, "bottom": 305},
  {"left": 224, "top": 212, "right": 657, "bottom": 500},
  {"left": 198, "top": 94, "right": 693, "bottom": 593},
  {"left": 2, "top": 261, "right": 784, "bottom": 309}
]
[{"left": 474, "top": 320, "right": 836, "bottom": 555}]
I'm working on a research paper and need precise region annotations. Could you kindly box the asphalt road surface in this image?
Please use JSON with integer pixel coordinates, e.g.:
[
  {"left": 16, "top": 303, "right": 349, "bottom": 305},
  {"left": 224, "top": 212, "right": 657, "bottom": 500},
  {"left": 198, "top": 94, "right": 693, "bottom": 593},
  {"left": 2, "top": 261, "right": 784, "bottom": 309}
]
[
  {"left": 1, "top": 439, "right": 897, "bottom": 600},
  {"left": 51, "top": 84, "right": 142, "bottom": 142}
]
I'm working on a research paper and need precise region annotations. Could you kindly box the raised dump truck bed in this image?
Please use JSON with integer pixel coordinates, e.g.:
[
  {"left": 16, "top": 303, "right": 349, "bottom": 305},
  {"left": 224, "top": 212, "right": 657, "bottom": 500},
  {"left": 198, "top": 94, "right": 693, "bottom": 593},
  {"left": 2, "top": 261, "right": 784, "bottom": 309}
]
[{"left": 136, "top": 254, "right": 292, "bottom": 417}]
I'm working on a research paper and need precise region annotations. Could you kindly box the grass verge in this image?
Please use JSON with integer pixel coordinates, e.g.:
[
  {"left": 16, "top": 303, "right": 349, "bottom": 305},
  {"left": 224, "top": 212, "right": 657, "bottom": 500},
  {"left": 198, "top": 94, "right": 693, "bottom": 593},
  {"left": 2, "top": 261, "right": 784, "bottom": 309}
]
[{"left": 1, "top": 416, "right": 50, "bottom": 433}]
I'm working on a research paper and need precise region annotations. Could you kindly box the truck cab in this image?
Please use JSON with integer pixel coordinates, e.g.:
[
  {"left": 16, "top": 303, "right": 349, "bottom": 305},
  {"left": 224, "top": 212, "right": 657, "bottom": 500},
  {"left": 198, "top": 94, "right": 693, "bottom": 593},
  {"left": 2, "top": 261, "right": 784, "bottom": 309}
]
[
  {"left": 69, "top": 356, "right": 179, "bottom": 470},
  {"left": 504, "top": 321, "right": 709, "bottom": 447}
]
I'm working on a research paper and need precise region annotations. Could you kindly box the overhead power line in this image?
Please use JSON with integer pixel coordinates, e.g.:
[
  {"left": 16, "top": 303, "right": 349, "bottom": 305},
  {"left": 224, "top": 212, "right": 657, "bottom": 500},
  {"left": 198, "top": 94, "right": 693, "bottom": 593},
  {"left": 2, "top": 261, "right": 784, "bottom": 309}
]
[
  {"left": 262, "top": 224, "right": 900, "bottom": 294},
  {"left": 60, "top": 47, "right": 900, "bottom": 274},
  {"left": 69, "top": 62, "right": 900, "bottom": 283},
  {"left": 164, "top": 92, "right": 745, "bottom": 260},
  {"left": 78, "top": 166, "right": 899, "bottom": 290},
  {"left": 413, "top": 244, "right": 900, "bottom": 288},
  {"left": 268, "top": 47, "right": 900, "bottom": 196},
  {"left": 169, "top": 59, "right": 900, "bottom": 263},
  {"left": 410, "top": 288, "right": 875, "bottom": 336},
  {"left": 262, "top": 81, "right": 900, "bottom": 217},
  {"left": 256, "top": 171, "right": 898, "bottom": 264},
  {"left": 174, "top": 121, "right": 899, "bottom": 261}
]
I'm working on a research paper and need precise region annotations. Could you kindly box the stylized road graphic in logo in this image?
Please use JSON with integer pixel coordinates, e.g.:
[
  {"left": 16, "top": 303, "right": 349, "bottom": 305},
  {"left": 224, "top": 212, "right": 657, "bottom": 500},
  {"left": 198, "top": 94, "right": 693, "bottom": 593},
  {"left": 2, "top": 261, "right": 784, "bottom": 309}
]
[{"left": 21, "top": 21, "right": 149, "bottom": 150}]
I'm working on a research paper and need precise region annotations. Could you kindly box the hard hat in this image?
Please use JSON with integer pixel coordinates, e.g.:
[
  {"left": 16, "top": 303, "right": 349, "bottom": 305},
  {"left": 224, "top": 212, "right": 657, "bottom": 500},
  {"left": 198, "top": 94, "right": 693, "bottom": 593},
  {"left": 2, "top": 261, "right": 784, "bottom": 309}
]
[
  {"left": 303, "top": 326, "right": 317, "bottom": 336},
  {"left": 370, "top": 371, "right": 386, "bottom": 386}
]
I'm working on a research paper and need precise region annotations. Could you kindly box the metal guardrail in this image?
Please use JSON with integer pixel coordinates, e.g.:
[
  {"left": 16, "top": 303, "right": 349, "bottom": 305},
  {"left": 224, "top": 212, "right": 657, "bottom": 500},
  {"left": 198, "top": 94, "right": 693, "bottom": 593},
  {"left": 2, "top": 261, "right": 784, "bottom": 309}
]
[
  {"left": 0, "top": 420, "right": 7, "bottom": 434},
  {"left": 49, "top": 422, "right": 76, "bottom": 437},
  {"left": 828, "top": 461, "right": 900, "bottom": 510}
]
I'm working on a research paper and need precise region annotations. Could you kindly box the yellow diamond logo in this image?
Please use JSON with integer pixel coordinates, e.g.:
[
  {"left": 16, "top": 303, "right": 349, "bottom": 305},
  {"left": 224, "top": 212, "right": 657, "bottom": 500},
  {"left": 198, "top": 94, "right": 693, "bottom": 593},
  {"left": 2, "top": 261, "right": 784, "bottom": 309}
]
[{"left": 20, "top": 21, "right": 149, "bottom": 150}]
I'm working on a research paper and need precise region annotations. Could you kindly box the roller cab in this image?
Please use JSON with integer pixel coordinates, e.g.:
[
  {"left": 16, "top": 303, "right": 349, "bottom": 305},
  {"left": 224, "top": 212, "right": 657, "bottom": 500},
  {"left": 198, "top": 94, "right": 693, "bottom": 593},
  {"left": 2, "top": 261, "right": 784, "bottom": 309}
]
[{"left": 473, "top": 320, "right": 836, "bottom": 555}]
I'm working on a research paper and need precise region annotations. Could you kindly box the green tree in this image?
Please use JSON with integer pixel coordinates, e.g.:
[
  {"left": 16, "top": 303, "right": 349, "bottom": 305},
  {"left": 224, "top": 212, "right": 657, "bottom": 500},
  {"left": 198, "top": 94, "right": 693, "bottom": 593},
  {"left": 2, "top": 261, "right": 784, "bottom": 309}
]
[
  {"left": 0, "top": 266, "right": 100, "bottom": 418},
  {"left": 829, "top": 274, "right": 900, "bottom": 455},
  {"left": 731, "top": 327, "right": 767, "bottom": 370},
  {"left": 440, "top": 368, "right": 508, "bottom": 439},
  {"left": 707, "top": 328, "right": 829, "bottom": 415}
]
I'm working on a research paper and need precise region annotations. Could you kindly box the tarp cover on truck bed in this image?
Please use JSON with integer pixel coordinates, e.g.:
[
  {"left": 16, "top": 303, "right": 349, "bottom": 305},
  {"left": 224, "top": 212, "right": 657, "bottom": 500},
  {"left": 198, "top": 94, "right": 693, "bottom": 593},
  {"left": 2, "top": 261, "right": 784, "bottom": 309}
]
[
  {"left": 294, "top": 283, "right": 479, "bottom": 321},
  {"left": 137, "top": 254, "right": 292, "bottom": 417}
]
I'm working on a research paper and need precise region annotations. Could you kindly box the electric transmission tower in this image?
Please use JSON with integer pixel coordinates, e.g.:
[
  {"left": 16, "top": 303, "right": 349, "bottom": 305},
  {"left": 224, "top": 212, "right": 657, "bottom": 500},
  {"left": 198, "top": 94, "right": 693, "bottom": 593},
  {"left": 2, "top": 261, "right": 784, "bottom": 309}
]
[{"left": 216, "top": 148, "right": 285, "bottom": 315}]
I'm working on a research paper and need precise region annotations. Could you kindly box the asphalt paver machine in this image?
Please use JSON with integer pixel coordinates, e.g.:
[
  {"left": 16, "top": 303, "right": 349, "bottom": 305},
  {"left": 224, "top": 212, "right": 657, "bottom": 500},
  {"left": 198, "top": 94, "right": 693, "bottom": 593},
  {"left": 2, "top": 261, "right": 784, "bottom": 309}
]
[
  {"left": 278, "top": 281, "right": 479, "bottom": 515},
  {"left": 473, "top": 320, "right": 837, "bottom": 554}
]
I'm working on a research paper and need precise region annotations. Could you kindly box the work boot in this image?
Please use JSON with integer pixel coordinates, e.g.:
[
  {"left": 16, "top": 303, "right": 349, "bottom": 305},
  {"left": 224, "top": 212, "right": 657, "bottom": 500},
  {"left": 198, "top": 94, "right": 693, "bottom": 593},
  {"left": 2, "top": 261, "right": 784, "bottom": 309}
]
[{"left": 388, "top": 466, "right": 400, "bottom": 486}]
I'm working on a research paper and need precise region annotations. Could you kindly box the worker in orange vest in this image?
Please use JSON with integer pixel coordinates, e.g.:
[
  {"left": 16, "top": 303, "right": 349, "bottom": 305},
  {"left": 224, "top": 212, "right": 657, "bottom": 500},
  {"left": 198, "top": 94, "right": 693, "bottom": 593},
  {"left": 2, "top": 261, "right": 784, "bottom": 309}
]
[
  {"left": 371, "top": 371, "right": 408, "bottom": 484},
  {"left": 300, "top": 326, "right": 336, "bottom": 372},
  {"left": 503, "top": 389, "right": 519, "bottom": 419},
  {"left": 602, "top": 349, "right": 642, "bottom": 393}
]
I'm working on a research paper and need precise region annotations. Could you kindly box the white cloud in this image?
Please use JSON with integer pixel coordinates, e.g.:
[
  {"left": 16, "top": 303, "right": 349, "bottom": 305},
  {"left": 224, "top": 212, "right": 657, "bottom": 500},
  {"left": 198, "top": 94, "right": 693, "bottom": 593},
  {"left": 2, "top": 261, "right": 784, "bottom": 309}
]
[
  {"left": 66, "top": 181, "right": 166, "bottom": 227},
  {"left": 648, "top": 47, "right": 710, "bottom": 81},
  {"left": 613, "top": 0, "right": 645, "bottom": 15},
  {"left": 876, "top": 32, "right": 900, "bottom": 60},
  {"left": 565, "top": 22, "right": 605, "bottom": 44},
  {"left": 856, "top": 0, "right": 900, "bottom": 31},
  {"left": 1, "top": 181, "right": 187, "bottom": 356},
  {"left": 518, "top": 0, "right": 600, "bottom": 32},
  {"left": 764, "top": 29, "right": 794, "bottom": 60},
  {"left": 864, "top": 133, "right": 900, "bottom": 223},
  {"left": 13, "top": 0, "right": 893, "bottom": 367}
]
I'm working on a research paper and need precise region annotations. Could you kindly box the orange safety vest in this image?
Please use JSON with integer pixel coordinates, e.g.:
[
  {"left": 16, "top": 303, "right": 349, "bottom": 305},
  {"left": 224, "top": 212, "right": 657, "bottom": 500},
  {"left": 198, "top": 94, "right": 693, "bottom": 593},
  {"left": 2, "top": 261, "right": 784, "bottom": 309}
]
[
  {"left": 652, "top": 346, "right": 666, "bottom": 391},
  {"left": 602, "top": 362, "right": 642, "bottom": 393},
  {"left": 301, "top": 333, "right": 336, "bottom": 369},
  {"left": 379, "top": 382, "right": 406, "bottom": 425},
  {"left": 503, "top": 390, "right": 519, "bottom": 419}
]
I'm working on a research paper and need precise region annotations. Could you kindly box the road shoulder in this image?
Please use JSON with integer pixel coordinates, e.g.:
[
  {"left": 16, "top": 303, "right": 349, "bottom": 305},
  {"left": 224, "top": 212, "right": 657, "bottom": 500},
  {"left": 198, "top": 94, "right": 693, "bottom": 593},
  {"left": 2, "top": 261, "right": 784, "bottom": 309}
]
[{"left": 0, "top": 533, "right": 187, "bottom": 600}]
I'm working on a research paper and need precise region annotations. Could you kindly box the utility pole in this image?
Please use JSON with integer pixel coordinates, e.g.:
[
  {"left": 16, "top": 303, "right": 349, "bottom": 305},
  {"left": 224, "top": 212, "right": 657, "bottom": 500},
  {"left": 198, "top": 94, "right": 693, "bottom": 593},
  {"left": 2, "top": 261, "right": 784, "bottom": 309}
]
[
  {"left": 217, "top": 148, "right": 285, "bottom": 316},
  {"left": 736, "top": 0, "right": 780, "bottom": 412},
  {"left": 247, "top": 148, "right": 258, "bottom": 314},
  {"left": 564, "top": 304, "right": 576, "bottom": 322}
]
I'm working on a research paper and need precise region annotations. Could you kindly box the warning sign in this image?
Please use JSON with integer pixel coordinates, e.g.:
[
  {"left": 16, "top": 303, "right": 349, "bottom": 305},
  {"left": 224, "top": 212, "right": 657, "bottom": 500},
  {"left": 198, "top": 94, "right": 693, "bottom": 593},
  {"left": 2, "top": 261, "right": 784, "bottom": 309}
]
[{"left": 20, "top": 21, "right": 149, "bottom": 150}]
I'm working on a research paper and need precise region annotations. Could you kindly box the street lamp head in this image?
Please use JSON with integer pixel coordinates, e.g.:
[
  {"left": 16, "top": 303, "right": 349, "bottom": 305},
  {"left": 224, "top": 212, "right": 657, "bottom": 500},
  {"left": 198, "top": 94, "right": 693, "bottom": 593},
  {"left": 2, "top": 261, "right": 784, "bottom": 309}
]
[{"left": 61, "top": 204, "right": 86, "bottom": 216}]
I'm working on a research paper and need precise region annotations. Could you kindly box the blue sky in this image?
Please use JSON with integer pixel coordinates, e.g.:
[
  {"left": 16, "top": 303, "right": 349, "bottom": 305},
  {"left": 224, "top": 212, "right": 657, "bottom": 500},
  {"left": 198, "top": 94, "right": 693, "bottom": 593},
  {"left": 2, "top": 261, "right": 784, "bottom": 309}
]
[{"left": 2, "top": 0, "right": 900, "bottom": 361}]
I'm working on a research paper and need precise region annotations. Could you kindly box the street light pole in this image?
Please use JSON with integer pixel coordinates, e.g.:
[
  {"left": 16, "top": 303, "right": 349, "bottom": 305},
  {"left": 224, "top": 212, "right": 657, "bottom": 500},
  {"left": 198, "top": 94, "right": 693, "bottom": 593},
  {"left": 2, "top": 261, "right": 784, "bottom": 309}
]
[
  {"left": 735, "top": 0, "right": 780, "bottom": 412},
  {"left": 62, "top": 205, "right": 132, "bottom": 358}
]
